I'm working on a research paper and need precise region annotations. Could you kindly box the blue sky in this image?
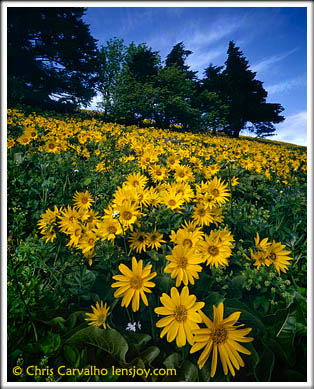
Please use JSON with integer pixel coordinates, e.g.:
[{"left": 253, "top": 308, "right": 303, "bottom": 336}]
[{"left": 83, "top": 6, "right": 307, "bottom": 146}]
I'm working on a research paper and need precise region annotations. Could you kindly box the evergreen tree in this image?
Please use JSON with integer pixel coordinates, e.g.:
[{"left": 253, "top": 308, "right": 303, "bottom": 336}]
[
  {"left": 165, "top": 42, "right": 197, "bottom": 80},
  {"left": 222, "top": 41, "right": 284, "bottom": 137},
  {"left": 126, "top": 43, "right": 160, "bottom": 82},
  {"left": 7, "top": 7, "right": 99, "bottom": 110}
]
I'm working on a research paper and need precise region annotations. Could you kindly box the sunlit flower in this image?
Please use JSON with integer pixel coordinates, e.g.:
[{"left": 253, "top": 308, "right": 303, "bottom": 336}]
[
  {"left": 165, "top": 245, "right": 204, "bottom": 286},
  {"left": 154, "top": 286, "right": 205, "bottom": 347},
  {"left": 111, "top": 257, "right": 156, "bottom": 312},
  {"left": 73, "top": 190, "right": 94, "bottom": 210},
  {"left": 190, "top": 302, "right": 253, "bottom": 376},
  {"left": 146, "top": 227, "right": 166, "bottom": 250},
  {"left": 198, "top": 230, "right": 233, "bottom": 268}
]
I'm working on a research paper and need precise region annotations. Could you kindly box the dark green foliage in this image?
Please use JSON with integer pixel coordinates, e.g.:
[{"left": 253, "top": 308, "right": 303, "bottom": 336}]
[
  {"left": 222, "top": 41, "right": 285, "bottom": 137},
  {"left": 165, "top": 41, "right": 197, "bottom": 80},
  {"left": 7, "top": 7, "right": 99, "bottom": 110}
]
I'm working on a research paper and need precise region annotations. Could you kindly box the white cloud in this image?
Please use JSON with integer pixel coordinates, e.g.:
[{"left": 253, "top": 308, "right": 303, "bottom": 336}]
[
  {"left": 269, "top": 111, "right": 307, "bottom": 146},
  {"left": 186, "top": 47, "right": 225, "bottom": 74},
  {"left": 185, "top": 18, "right": 242, "bottom": 51},
  {"left": 251, "top": 47, "right": 299, "bottom": 74},
  {"left": 266, "top": 76, "right": 306, "bottom": 95}
]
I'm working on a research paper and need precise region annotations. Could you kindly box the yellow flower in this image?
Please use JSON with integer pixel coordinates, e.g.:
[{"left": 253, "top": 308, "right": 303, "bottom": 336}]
[
  {"left": 265, "top": 241, "right": 293, "bottom": 275},
  {"left": 73, "top": 190, "right": 94, "bottom": 210},
  {"left": 207, "top": 177, "right": 231, "bottom": 206},
  {"left": 231, "top": 176, "right": 239, "bottom": 186},
  {"left": 7, "top": 138, "right": 15, "bottom": 149},
  {"left": 58, "top": 205, "right": 82, "bottom": 234},
  {"left": 38, "top": 206, "right": 60, "bottom": 242},
  {"left": 128, "top": 231, "right": 148, "bottom": 253},
  {"left": 169, "top": 228, "right": 202, "bottom": 249},
  {"left": 116, "top": 201, "right": 142, "bottom": 230},
  {"left": 17, "top": 134, "right": 31, "bottom": 146},
  {"left": 192, "top": 203, "right": 214, "bottom": 227},
  {"left": 96, "top": 162, "right": 106, "bottom": 172},
  {"left": 85, "top": 301, "right": 110, "bottom": 329},
  {"left": 113, "top": 186, "right": 139, "bottom": 207},
  {"left": 198, "top": 230, "right": 233, "bottom": 268},
  {"left": 165, "top": 245, "right": 204, "bottom": 286},
  {"left": 146, "top": 227, "right": 166, "bottom": 250},
  {"left": 66, "top": 223, "right": 83, "bottom": 247},
  {"left": 124, "top": 172, "right": 148, "bottom": 189},
  {"left": 78, "top": 231, "right": 98, "bottom": 254},
  {"left": 45, "top": 139, "right": 59, "bottom": 153},
  {"left": 171, "top": 182, "right": 194, "bottom": 203},
  {"left": 96, "top": 216, "right": 122, "bottom": 241},
  {"left": 160, "top": 190, "right": 185, "bottom": 211},
  {"left": 111, "top": 257, "right": 156, "bottom": 312},
  {"left": 149, "top": 165, "right": 168, "bottom": 182},
  {"left": 190, "top": 302, "right": 253, "bottom": 376},
  {"left": 174, "top": 165, "right": 194, "bottom": 183},
  {"left": 154, "top": 286, "right": 205, "bottom": 347}
]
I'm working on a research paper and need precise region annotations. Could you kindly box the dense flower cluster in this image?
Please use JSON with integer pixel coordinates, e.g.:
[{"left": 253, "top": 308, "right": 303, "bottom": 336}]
[{"left": 8, "top": 108, "right": 303, "bottom": 378}]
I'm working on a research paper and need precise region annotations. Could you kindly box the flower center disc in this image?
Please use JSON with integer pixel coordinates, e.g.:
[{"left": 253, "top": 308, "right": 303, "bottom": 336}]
[
  {"left": 168, "top": 199, "right": 176, "bottom": 206},
  {"left": 81, "top": 196, "right": 88, "bottom": 204},
  {"left": 122, "top": 211, "right": 132, "bottom": 220},
  {"left": 211, "top": 189, "right": 220, "bottom": 197},
  {"left": 175, "top": 305, "right": 187, "bottom": 322},
  {"left": 130, "top": 276, "right": 143, "bottom": 289},
  {"left": 183, "top": 239, "right": 193, "bottom": 248},
  {"left": 270, "top": 253, "right": 277, "bottom": 260},
  {"left": 208, "top": 246, "right": 219, "bottom": 256},
  {"left": 97, "top": 313, "right": 105, "bottom": 324},
  {"left": 178, "top": 256, "right": 188, "bottom": 269},
  {"left": 211, "top": 326, "right": 227, "bottom": 344},
  {"left": 198, "top": 208, "right": 206, "bottom": 216},
  {"left": 109, "top": 226, "right": 117, "bottom": 233}
]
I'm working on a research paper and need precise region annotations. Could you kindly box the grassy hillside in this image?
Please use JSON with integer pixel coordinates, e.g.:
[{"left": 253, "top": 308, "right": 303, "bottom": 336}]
[{"left": 7, "top": 108, "right": 307, "bottom": 383}]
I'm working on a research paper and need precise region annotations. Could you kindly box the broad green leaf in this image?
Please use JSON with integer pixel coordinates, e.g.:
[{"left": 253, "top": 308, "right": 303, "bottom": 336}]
[
  {"left": 125, "top": 333, "right": 151, "bottom": 349},
  {"left": 163, "top": 352, "right": 181, "bottom": 369},
  {"left": 182, "top": 360, "right": 199, "bottom": 382},
  {"left": 140, "top": 346, "right": 160, "bottom": 365},
  {"left": 67, "top": 326, "right": 128, "bottom": 363},
  {"left": 63, "top": 345, "right": 78, "bottom": 364},
  {"left": 254, "top": 346, "right": 275, "bottom": 382}
]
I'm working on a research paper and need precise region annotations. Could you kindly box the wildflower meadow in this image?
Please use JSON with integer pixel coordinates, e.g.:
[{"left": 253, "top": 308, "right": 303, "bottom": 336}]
[{"left": 7, "top": 107, "right": 307, "bottom": 383}]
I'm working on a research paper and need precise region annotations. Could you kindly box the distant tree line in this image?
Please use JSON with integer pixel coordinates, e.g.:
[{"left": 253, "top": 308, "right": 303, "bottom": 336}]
[{"left": 7, "top": 7, "right": 285, "bottom": 137}]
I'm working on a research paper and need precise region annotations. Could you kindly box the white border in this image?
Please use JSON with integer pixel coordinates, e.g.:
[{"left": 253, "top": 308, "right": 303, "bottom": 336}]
[{"left": 1, "top": 1, "right": 313, "bottom": 389}]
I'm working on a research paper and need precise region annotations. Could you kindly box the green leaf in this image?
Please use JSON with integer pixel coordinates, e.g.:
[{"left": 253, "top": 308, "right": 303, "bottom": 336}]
[
  {"left": 63, "top": 345, "right": 78, "bottom": 364},
  {"left": 66, "top": 311, "right": 87, "bottom": 330},
  {"left": 182, "top": 360, "right": 199, "bottom": 382},
  {"left": 140, "top": 346, "right": 160, "bottom": 365},
  {"left": 126, "top": 333, "right": 151, "bottom": 348},
  {"left": 83, "top": 177, "right": 92, "bottom": 186},
  {"left": 254, "top": 346, "right": 275, "bottom": 382},
  {"left": 66, "top": 326, "right": 128, "bottom": 363},
  {"left": 39, "top": 331, "right": 61, "bottom": 355},
  {"left": 163, "top": 352, "right": 181, "bottom": 369},
  {"left": 223, "top": 298, "right": 265, "bottom": 333}
]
